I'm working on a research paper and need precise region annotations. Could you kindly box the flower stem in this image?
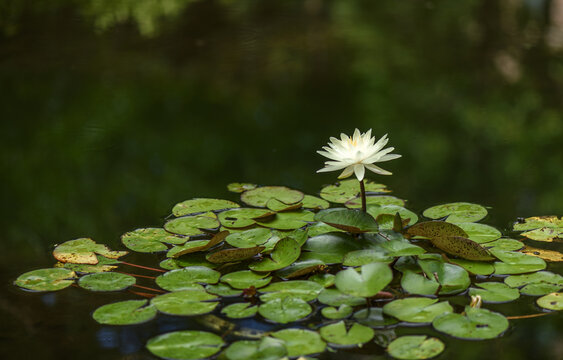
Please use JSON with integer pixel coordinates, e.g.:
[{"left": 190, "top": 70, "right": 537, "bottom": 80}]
[{"left": 359, "top": 179, "right": 367, "bottom": 212}]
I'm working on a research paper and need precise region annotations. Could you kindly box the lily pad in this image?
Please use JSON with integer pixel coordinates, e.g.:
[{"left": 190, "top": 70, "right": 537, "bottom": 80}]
[
  {"left": 400, "top": 270, "right": 439, "bottom": 296},
  {"left": 537, "top": 292, "right": 563, "bottom": 311},
  {"left": 164, "top": 213, "right": 219, "bottom": 236},
  {"left": 218, "top": 208, "right": 275, "bottom": 229},
  {"left": 258, "top": 297, "right": 312, "bottom": 323},
  {"left": 221, "top": 303, "right": 259, "bottom": 319},
  {"left": 259, "top": 280, "right": 324, "bottom": 302},
  {"left": 54, "top": 255, "right": 120, "bottom": 274},
  {"left": 321, "top": 304, "right": 353, "bottom": 319},
  {"left": 256, "top": 210, "right": 314, "bottom": 230},
  {"left": 241, "top": 186, "right": 304, "bottom": 207},
  {"left": 146, "top": 330, "right": 224, "bottom": 360},
  {"left": 383, "top": 298, "right": 453, "bottom": 323},
  {"left": 309, "top": 273, "right": 335, "bottom": 288},
  {"left": 78, "top": 272, "right": 135, "bottom": 292},
  {"left": 432, "top": 306, "right": 508, "bottom": 339},
  {"left": 227, "top": 182, "right": 258, "bottom": 193},
  {"left": 156, "top": 267, "right": 220, "bottom": 291},
  {"left": 53, "top": 238, "right": 128, "bottom": 265},
  {"left": 307, "top": 223, "right": 345, "bottom": 237},
  {"left": 346, "top": 195, "right": 406, "bottom": 208},
  {"left": 504, "top": 271, "right": 563, "bottom": 296},
  {"left": 423, "top": 202, "right": 487, "bottom": 223},
  {"left": 318, "top": 288, "right": 366, "bottom": 307},
  {"left": 387, "top": 335, "right": 445, "bottom": 360},
  {"left": 302, "top": 233, "right": 361, "bottom": 264},
  {"left": 520, "top": 227, "right": 563, "bottom": 242},
  {"left": 207, "top": 246, "right": 265, "bottom": 263},
  {"left": 407, "top": 221, "right": 468, "bottom": 239},
  {"left": 224, "top": 337, "right": 287, "bottom": 360},
  {"left": 485, "top": 238, "right": 525, "bottom": 251},
  {"left": 520, "top": 246, "right": 563, "bottom": 262},
  {"left": 456, "top": 222, "right": 501, "bottom": 244},
  {"left": 249, "top": 238, "right": 300, "bottom": 272},
  {"left": 418, "top": 259, "right": 470, "bottom": 295},
  {"left": 319, "top": 321, "right": 375, "bottom": 347},
  {"left": 513, "top": 216, "right": 563, "bottom": 231},
  {"left": 14, "top": 268, "right": 76, "bottom": 292},
  {"left": 302, "top": 195, "right": 330, "bottom": 210},
  {"left": 315, "top": 208, "right": 379, "bottom": 233},
  {"left": 428, "top": 236, "right": 494, "bottom": 261},
  {"left": 276, "top": 259, "right": 325, "bottom": 279},
  {"left": 226, "top": 228, "right": 272, "bottom": 248},
  {"left": 266, "top": 198, "right": 303, "bottom": 212},
  {"left": 221, "top": 270, "right": 272, "bottom": 289},
  {"left": 271, "top": 329, "right": 326, "bottom": 357},
  {"left": 491, "top": 249, "right": 547, "bottom": 275},
  {"left": 468, "top": 282, "right": 520, "bottom": 303},
  {"left": 151, "top": 290, "right": 218, "bottom": 316},
  {"left": 167, "top": 231, "right": 228, "bottom": 258},
  {"left": 353, "top": 307, "right": 398, "bottom": 328},
  {"left": 160, "top": 253, "right": 218, "bottom": 270},
  {"left": 92, "top": 299, "right": 157, "bottom": 325},
  {"left": 449, "top": 259, "right": 495, "bottom": 276},
  {"left": 320, "top": 179, "right": 388, "bottom": 203},
  {"left": 121, "top": 228, "right": 186, "bottom": 253},
  {"left": 343, "top": 249, "right": 394, "bottom": 266},
  {"left": 205, "top": 283, "right": 242, "bottom": 297},
  {"left": 367, "top": 205, "right": 418, "bottom": 228},
  {"left": 172, "top": 198, "right": 240, "bottom": 217},
  {"left": 335, "top": 262, "right": 393, "bottom": 297}
]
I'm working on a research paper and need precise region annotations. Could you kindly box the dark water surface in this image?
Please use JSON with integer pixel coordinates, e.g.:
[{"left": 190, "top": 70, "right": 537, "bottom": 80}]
[{"left": 1, "top": 1, "right": 562, "bottom": 359}]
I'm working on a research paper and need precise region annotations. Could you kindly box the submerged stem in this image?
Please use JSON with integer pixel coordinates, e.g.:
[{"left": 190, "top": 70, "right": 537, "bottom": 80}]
[{"left": 359, "top": 179, "right": 367, "bottom": 212}]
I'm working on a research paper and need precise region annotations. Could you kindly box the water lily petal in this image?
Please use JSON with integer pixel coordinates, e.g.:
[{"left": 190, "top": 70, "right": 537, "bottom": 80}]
[
  {"left": 354, "top": 164, "right": 366, "bottom": 181},
  {"left": 338, "top": 166, "right": 355, "bottom": 179},
  {"left": 365, "top": 163, "right": 392, "bottom": 176},
  {"left": 378, "top": 153, "right": 402, "bottom": 162}
]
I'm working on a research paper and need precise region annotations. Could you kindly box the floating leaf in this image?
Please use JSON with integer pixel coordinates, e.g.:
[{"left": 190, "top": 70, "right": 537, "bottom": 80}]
[
  {"left": 307, "top": 223, "right": 345, "bottom": 237},
  {"left": 400, "top": 270, "right": 439, "bottom": 296},
  {"left": 491, "top": 249, "right": 546, "bottom": 275},
  {"left": 520, "top": 246, "right": 563, "bottom": 262},
  {"left": 315, "top": 208, "right": 379, "bottom": 233},
  {"left": 14, "top": 268, "right": 76, "bottom": 292},
  {"left": 227, "top": 182, "right": 258, "bottom": 193},
  {"left": 468, "top": 282, "right": 520, "bottom": 303},
  {"left": 423, "top": 202, "right": 487, "bottom": 223},
  {"left": 224, "top": 337, "right": 287, "bottom": 360},
  {"left": 537, "top": 292, "right": 563, "bottom": 311},
  {"left": 241, "top": 186, "right": 304, "bottom": 208},
  {"left": 146, "top": 330, "right": 224, "bottom": 360},
  {"left": 121, "top": 228, "right": 186, "bottom": 253},
  {"left": 207, "top": 246, "right": 265, "bottom": 263},
  {"left": 407, "top": 221, "right": 468, "bottom": 239},
  {"left": 221, "top": 270, "right": 272, "bottom": 289},
  {"left": 164, "top": 213, "right": 219, "bottom": 236},
  {"left": 249, "top": 238, "right": 300, "bottom": 272},
  {"left": 374, "top": 237, "right": 426, "bottom": 257},
  {"left": 225, "top": 228, "right": 272, "bottom": 248},
  {"left": 319, "top": 321, "right": 375, "bottom": 347},
  {"left": 53, "top": 238, "right": 128, "bottom": 265},
  {"left": 428, "top": 236, "right": 494, "bottom": 261},
  {"left": 343, "top": 249, "right": 394, "bottom": 266},
  {"left": 259, "top": 280, "right": 324, "bottom": 302},
  {"left": 92, "top": 299, "right": 157, "bottom": 325},
  {"left": 418, "top": 259, "right": 470, "bottom": 295},
  {"left": 271, "top": 329, "right": 326, "bottom": 357},
  {"left": 383, "top": 298, "right": 453, "bottom": 323},
  {"left": 321, "top": 304, "right": 353, "bottom": 319},
  {"left": 205, "top": 283, "right": 242, "bottom": 297},
  {"left": 504, "top": 271, "right": 563, "bottom": 296},
  {"left": 258, "top": 297, "right": 312, "bottom": 323},
  {"left": 335, "top": 262, "right": 393, "bottom": 297},
  {"left": 432, "top": 306, "right": 508, "bottom": 339},
  {"left": 172, "top": 198, "right": 240, "bottom": 217},
  {"left": 320, "top": 179, "right": 388, "bottom": 203},
  {"left": 218, "top": 208, "right": 275, "bottom": 229},
  {"left": 449, "top": 259, "right": 495, "bottom": 276},
  {"left": 160, "top": 253, "right": 218, "bottom": 270},
  {"left": 257, "top": 210, "right": 314, "bottom": 230},
  {"left": 302, "top": 195, "right": 330, "bottom": 210},
  {"left": 353, "top": 307, "right": 398, "bottom": 328},
  {"left": 54, "top": 255, "right": 119, "bottom": 273},
  {"left": 266, "top": 198, "right": 303, "bottom": 212},
  {"left": 78, "top": 272, "right": 135, "bottom": 292},
  {"left": 367, "top": 205, "right": 418, "bottom": 228},
  {"left": 318, "top": 288, "right": 366, "bottom": 307},
  {"left": 346, "top": 195, "right": 405, "bottom": 208},
  {"left": 151, "top": 290, "right": 218, "bottom": 316},
  {"left": 387, "top": 335, "right": 445, "bottom": 360},
  {"left": 456, "top": 222, "right": 501, "bottom": 244},
  {"left": 167, "top": 231, "right": 228, "bottom": 258},
  {"left": 301, "top": 233, "right": 361, "bottom": 264},
  {"left": 221, "top": 303, "right": 258, "bottom": 319},
  {"left": 485, "top": 238, "right": 524, "bottom": 251},
  {"left": 309, "top": 273, "right": 335, "bottom": 288},
  {"left": 521, "top": 227, "right": 563, "bottom": 242},
  {"left": 156, "top": 266, "right": 220, "bottom": 291},
  {"left": 276, "top": 259, "right": 325, "bottom": 279},
  {"left": 513, "top": 216, "right": 563, "bottom": 231}
]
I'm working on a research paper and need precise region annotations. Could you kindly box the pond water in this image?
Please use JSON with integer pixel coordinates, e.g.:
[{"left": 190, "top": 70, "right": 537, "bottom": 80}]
[{"left": 1, "top": 1, "right": 562, "bottom": 359}]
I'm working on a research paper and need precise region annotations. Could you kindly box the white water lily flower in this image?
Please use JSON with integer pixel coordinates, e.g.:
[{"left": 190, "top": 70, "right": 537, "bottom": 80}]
[{"left": 317, "top": 129, "right": 401, "bottom": 181}]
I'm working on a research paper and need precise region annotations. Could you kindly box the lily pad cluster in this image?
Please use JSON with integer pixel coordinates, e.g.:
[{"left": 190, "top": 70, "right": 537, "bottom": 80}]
[{"left": 14, "top": 180, "right": 563, "bottom": 360}]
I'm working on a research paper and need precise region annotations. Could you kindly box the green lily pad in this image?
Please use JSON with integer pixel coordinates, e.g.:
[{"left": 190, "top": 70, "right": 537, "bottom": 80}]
[
  {"left": 320, "top": 321, "right": 375, "bottom": 347},
  {"left": 207, "top": 246, "right": 265, "bottom": 263},
  {"left": 14, "top": 268, "right": 76, "bottom": 292},
  {"left": 406, "top": 221, "right": 468, "bottom": 239},
  {"left": 469, "top": 282, "right": 520, "bottom": 303},
  {"left": 92, "top": 299, "right": 157, "bottom": 325},
  {"left": 224, "top": 337, "right": 287, "bottom": 360},
  {"left": 78, "top": 272, "right": 135, "bottom": 292},
  {"left": 400, "top": 270, "right": 440, "bottom": 296},
  {"left": 151, "top": 290, "right": 218, "bottom": 316},
  {"left": 271, "top": 329, "right": 326, "bottom": 357},
  {"left": 226, "top": 228, "right": 272, "bottom": 248},
  {"left": 387, "top": 335, "right": 445, "bottom": 360},
  {"left": 205, "top": 283, "right": 242, "bottom": 297},
  {"left": 429, "top": 236, "right": 494, "bottom": 261},
  {"left": 456, "top": 222, "right": 501, "bottom": 244},
  {"left": 321, "top": 304, "right": 353, "bottom": 319},
  {"left": 491, "top": 249, "right": 547, "bottom": 275},
  {"left": 315, "top": 208, "right": 379, "bottom": 233},
  {"left": 353, "top": 307, "right": 399, "bottom": 328},
  {"left": 342, "top": 249, "right": 394, "bottom": 266},
  {"left": 302, "top": 195, "right": 330, "bottom": 210},
  {"left": 504, "top": 271, "right": 563, "bottom": 296},
  {"left": 257, "top": 210, "right": 314, "bottom": 230},
  {"left": 320, "top": 179, "right": 388, "bottom": 203},
  {"left": 218, "top": 208, "right": 275, "bottom": 228},
  {"left": 307, "top": 223, "right": 345, "bottom": 237},
  {"left": 367, "top": 205, "right": 418, "bottom": 228},
  {"left": 521, "top": 227, "right": 563, "bottom": 242},
  {"left": 146, "top": 330, "right": 224, "bottom": 360},
  {"left": 449, "top": 259, "right": 495, "bottom": 276},
  {"left": 513, "top": 216, "right": 563, "bottom": 231},
  {"left": 537, "top": 292, "right": 563, "bottom": 311},
  {"left": 227, "top": 182, "right": 258, "bottom": 193},
  {"left": 418, "top": 259, "right": 470, "bottom": 295},
  {"left": 346, "top": 195, "right": 406, "bottom": 208},
  {"left": 121, "top": 228, "right": 186, "bottom": 253},
  {"left": 160, "top": 253, "right": 218, "bottom": 270},
  {"left": 302, "top": 233, "right": 361, "bottom": 264},
  {"left": 259, "top": 280, "right": 324, "bottom": 302},
  {"left": 241, "top": 186, "right": 304, "bottom": 207},
  {"left": 423, "top": 202, "right": 487, "bottom": 223},
  {"left": 485, "top": 238, "right": 524, "bottom": 251},
  {"left": 318, "top": 288, "right": 366, "bottom": 307},
  {"left": 164, "top": 213, "right": 219, "bottom": 236},
  {"left": 309, "top": 273, "right": 335, "bottom": 288},
  {"left": 335, "top": 262, "right": 393, "bottom": 297},
  {"left": 374, "top": 237, "right": 426, "bottom": 257},
  {"left": 172, "top": 198, "right": 240, "bottom": 217},
  {"left": 266, "top": 198, "right": 303, "bottom": 212},
  {"left": 276, "top": 259, "right": 325, "bottom": 279},
  {"left": 258, "top": 297, "right": 312, "bottom": 323},
  {"left": 167, "top": 231, "right": 228, "bottom": 258},
  {"left": 53, "top": 238, "right": 128, "bottom": 265},
  {"left": 432, "top": 306, "right": 508, "bottom": 339},
  {"left": 383, "top": 298, "right": 453, "bottom": 323},
  {"left": 221, "top": 303, "right": 259, "bottom": 319},
  {"left": 54, "top": 255, "right": 120, "bottom": 274},
  {"left": 221, "top": 270, "right": 272, "bottom": 289},
  {"left": 156, "top": 267, "right": 220, "bottom": 291},
  {"left": 249, "top": 238, "right": 301, "bottom": 272}
]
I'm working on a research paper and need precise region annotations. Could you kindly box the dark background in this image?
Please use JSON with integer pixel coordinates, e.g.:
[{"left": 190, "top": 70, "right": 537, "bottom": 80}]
[{"left": 1, "top": 0, "right": 562, "bottom": 359}]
